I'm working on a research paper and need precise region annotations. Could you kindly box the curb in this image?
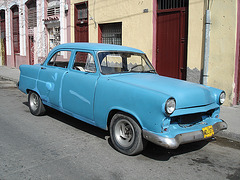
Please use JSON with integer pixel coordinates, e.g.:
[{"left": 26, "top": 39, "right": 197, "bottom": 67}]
[
  {"left": 0, "top": 75, "right": 19, "bottom": 84},
  {"left": 216, "top": 131, "right": 240, "bottom": 143}
]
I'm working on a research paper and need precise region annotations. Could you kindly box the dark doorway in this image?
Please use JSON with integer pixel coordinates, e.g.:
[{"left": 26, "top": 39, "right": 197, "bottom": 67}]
[
  {"left": 75, "top": 2, "right": 88, "bottom": 42},
  {"left": 156, "top": 0, "right": 188, "bottom": 80}
]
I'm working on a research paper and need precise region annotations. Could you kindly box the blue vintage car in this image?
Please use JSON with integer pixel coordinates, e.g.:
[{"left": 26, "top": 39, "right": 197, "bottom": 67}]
[{"left": 18, "top": 43, "right": 227, "bottom": 155}]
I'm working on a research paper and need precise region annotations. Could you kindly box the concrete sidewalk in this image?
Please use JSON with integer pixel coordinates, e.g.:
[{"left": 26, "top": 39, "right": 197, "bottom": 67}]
[
  {"left": 0, "top": 66, "right": 20, "bottom": 83},
  {"left": 0, "top": 65, "right": 239, "bottom": 142}
]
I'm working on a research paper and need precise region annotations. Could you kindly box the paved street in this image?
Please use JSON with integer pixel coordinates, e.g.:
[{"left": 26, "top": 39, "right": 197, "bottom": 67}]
[{"left": 0, "top": 77, "right": 240, "bottom": 180}]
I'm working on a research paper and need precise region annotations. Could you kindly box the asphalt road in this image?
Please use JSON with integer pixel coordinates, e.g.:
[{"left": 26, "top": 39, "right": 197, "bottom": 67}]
[{"left": 0, "top": 77, "right": 240, "bottom": 180}]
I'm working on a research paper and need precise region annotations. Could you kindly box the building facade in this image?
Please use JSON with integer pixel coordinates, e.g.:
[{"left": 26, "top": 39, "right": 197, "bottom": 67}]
[
  {"left": 0, "top": 0, "right": 239, "bottom": 106},
  {"left": 0, "top": 0, "right": 69, "bottom": 67}
]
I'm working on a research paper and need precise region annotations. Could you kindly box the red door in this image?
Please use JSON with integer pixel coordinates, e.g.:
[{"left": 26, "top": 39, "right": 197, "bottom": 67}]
[
  {"left": 156, "top": 8, "right": 188, "bottom": 80},
  {"left": 75, "top": 24, "right": 88, "bottom": 42},
  {"left": 75, "top": 2, "right": 88, "bottom": 42},
  {"left": 11, "top": 5, "right": 20, "bottom": 67},
  {"left": 12, "top": 6, "right": 20, "bottom": 54}
]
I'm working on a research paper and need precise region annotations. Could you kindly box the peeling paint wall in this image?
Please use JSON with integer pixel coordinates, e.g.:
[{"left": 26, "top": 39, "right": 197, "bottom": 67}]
[
  {"left": 186, "top": 67, "right": 201, "bottom": 84},
  {"left": 207, "top": 0, "right": 237, "bottom": 106},
  {"left": 187, "top": 0, "right": 205, "bottom": 81},
  {"left": 187, "top": 0, "right": 238, "bottom": 106}
]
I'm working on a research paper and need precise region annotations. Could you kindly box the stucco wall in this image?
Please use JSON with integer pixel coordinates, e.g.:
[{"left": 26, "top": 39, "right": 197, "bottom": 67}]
[
  {"left": 208, "top": 0, "right": 237, "bottom": 106},
  {"left": 187, "top": 0, "right": 205, "bottom": 83},
  {"left": 187, "top": 0, "right": 238, "bottom": 106},
  {"left": 187, "top": 0, "right": 205, "bottom": 70},
  {"left": 71, "top": 0, "right": 153, "bottom": 62}
]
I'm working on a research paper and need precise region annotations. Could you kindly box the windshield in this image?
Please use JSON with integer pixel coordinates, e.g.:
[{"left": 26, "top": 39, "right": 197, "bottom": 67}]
[{"left": 98, "top": 52, "right": 156, "bottom": 75}]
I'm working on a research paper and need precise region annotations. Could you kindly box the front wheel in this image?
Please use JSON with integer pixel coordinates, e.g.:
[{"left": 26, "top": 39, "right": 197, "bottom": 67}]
[
  {"left": 110, "top": 113, "right": 146, "bottom": 155},
  {"left": 28, "top": 91, "right": 46, "bottom": 116}
]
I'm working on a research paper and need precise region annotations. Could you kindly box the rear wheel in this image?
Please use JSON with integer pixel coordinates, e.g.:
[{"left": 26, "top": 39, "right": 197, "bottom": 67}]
[
  {"left": 28, "top": 91, "right": 46, "bottom": 116},
  {"left": 110, "top": 113, "right": 146, "bottom": 155}
]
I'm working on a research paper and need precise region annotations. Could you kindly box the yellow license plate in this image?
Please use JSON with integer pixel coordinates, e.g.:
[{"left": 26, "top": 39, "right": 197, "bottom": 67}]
[{"left": 202, "top": 125, "right": 214, "bottom": 138}]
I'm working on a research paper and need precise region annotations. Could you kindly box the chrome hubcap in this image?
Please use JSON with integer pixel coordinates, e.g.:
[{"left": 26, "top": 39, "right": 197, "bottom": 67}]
[
  {"left": 114, "top": 119, "right": 135, "bottom": 148},
  {"left": 30, "top": 93, "right": 39, "bottom": 111}
]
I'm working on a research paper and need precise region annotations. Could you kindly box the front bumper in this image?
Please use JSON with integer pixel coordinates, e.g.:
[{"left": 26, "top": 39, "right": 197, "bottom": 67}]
[{"left": 142, "top": 120, "right": 227, "bottom": 149}]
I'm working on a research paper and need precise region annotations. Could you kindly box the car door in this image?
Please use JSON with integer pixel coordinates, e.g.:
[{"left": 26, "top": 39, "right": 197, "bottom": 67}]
[
  {"left": 61, "top": 50, "right": 99, "bottom": 124},
  {"left": 37, "top": 50, "right": 72, "bottom": 108}
]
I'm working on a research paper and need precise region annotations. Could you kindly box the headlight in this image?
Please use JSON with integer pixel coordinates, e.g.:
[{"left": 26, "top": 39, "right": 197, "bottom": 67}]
[
  {"left": 165, "top": 98, "right": 176, "bottom": 116},
  {"left": 219, "top": 91, "right": 226, "bottom": 105}
]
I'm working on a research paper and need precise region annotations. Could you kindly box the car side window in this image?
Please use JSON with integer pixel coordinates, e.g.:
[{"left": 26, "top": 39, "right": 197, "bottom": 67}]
[
  {"left": 47, "top": 51, "right": 71, "bottom": 68},
  {"left": 72, "top": 51, "right": 96, "bottom": 73}
]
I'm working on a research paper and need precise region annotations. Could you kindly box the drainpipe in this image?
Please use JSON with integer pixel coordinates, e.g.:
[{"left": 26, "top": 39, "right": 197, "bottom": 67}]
[{"left": 203, "top": 6, "right": 211, "bottom": 85}]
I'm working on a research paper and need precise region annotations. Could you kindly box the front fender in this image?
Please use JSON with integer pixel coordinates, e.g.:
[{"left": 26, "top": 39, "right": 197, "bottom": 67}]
[
  {"left": 93, "top": 76, "right": 170, "bottom": 132},
  {"left": 205, "top": 86, "right": 225, "bottom": 105}
]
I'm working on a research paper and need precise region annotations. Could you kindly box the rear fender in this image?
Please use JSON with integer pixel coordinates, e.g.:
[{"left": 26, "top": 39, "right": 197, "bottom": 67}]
[{"left": 19, "top": 64, "right": 41, "bottom": 94}]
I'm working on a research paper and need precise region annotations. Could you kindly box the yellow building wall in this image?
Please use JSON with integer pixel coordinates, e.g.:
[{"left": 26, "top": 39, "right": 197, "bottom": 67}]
[
  {"left": 70, "top": 0, "right": 153, "bottom": 62},
  {"left": 208, "top": 0, "right": 237, "bottom": 106},
  {"left": 187, "top": 0, "right": 205, "bottom": 70},
  {"left": 187, "top": 0, "right": 237, "bottom": 106}
]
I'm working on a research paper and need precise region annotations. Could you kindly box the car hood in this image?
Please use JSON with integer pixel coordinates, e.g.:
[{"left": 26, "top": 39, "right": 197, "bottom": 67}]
[{"left": 109, "top": 73, "right": 215, "bottom": 109}]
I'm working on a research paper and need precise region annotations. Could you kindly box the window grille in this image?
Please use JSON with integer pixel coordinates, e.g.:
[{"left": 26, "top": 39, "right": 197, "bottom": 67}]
[
  {"left": 78, "top": 8, "right": 87, "bottom": 20},
  {"left": 27, "top": 0, "right": 37, "bottom": 30},
  {"left": 76, "top": 2, "right": 88, "bottom": 21},
  {"left": 158, "top": 0, "right": 188, "bottom": 10},
  {"left": 47, "top": 6, "right": 60, "bottom": 16},
  {"left": 100, "top": 23, "right": 122, "bottom": 45}
]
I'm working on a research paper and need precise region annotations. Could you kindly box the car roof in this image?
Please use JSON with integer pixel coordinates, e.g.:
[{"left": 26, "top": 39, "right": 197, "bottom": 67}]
[{"left": 52, "top": 43, "right": 144, "bottom": 54}]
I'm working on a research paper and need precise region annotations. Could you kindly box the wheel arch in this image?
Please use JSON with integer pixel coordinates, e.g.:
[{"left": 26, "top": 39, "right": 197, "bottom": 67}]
[
  {"left": 28, "top": 89, "right": 46, "bottom": 116},
  {"left": 26, "top": 89, "right": 40, "bottom": 96},
  {"left": 26, "top": 89, "right": 31, "bottom": 94},
  {"left": 107, "top": 109, "right": 143, "bottom": 131}
]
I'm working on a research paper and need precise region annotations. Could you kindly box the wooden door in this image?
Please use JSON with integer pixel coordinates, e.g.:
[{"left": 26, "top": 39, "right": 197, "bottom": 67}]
[
  {"left": 156, "top": 7, "right": 188, "bottom": 80},
  {"left": 75, "top": 24, "right": 88, "bottom": 42},
  {"left": 12, "top": 6, "right": 20, "bottom": 54},
  {"left": 75, "top": 2, "right": 88, "bottom": 42}
]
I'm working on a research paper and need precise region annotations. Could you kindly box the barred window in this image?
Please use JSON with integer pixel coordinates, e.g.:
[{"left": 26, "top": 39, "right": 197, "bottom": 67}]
[
  {"left": 158, "top": 0, "right": 188, "bottom": 10},
  {"left": 26, "top": 0, "right": 37, "bottom": 30},
  {"left": 47, "top": 0, "right": 60, "bottom": 16},
  {"left": 99, "top": 23, "right": 122, "bottom": 45},
  {"left": 77, "top": 4, "right": 87, "bottom": 20},
  {"left": 47, "top": 6, "right": 60, "bottom": 16}
]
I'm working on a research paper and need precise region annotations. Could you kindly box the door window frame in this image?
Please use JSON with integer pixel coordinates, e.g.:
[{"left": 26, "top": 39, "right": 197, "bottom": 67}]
[
  {"left": 70, "top": 50, "right": 98, "bottom": 74},
  {"left": 71, "top": 51, "right": 97, "bottom": 73}
]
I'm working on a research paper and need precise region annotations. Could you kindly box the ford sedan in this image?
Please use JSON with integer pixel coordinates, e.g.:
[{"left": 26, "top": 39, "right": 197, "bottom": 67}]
[{"left": 18, "top": 43, "right": 227, "bottom": 155}]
